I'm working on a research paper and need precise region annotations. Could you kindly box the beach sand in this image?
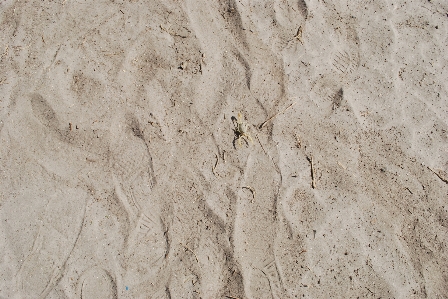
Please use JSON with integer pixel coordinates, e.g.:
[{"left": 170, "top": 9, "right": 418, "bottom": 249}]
[{"left": 1, "top": 0, "right": 447, "bottom": 298}]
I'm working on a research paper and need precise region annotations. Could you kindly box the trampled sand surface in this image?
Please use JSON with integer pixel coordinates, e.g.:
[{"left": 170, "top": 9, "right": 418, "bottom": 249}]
[{"left": 1, "top": 1, "right": 447, "bottom": 298}]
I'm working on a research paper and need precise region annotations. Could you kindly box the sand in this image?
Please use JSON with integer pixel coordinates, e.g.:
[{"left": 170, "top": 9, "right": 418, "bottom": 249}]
[{"left": 0, "top": 0, "right": 447, "bottom": 298}]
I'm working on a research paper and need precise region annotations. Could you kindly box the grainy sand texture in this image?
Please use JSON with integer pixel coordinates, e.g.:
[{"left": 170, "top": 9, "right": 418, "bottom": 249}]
[{"left": 1, "top": 0, "right": 447, "bottom": 298}]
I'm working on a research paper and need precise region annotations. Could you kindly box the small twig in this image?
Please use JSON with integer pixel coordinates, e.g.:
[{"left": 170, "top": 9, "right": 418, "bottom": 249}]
[
  {"left": 294, "top": 25, "right": 303, "bottom": 44},
  {"left": 212, "top": 154, "right": 219, "bottom": 176},
  {"left": 222, "top": 150, "right": 226, "bottom": 163},
  {"left": 337, "top": 161, "right": 346, "bottom": 169},
  {"left": 0, "top": 46, "right": 8, "bottom": 61},
  {"left": 102, "top": 50, "right": 124, "bottom": 56},
  {"left": 259, "top": 102, "right": 296, "bottom": 129},
  {"left": 242, "top": 186, "right": 256, "bottom": 202},
  {"left": 427, "top": 167, "right": 448, "bottom": 184},
  {"left": 295, "top": 133, "right": 302, "bottom": 149},
  {"left": 307, "top": 155, "right": 316, "bottom": 189},
  {"left": 181, "top": 243, "right": 199, "bottom": 264},
  {"left": 160, "top": 24, "right": 170, "bottom": 34},
  {"left": 255, "top": 134, "right": 268, "bottom": 156},
  {"left": 255, "top": 134, "right": 280, "bottom": 174},
  {"left": 160, "top": 24, "right": 188, "bottom": 38},
  {"left": 225, "top": 296, "right": 241, "bottom": 299},
  {"left": 365, "top": 287, "right": 374, "bottom": 295}
]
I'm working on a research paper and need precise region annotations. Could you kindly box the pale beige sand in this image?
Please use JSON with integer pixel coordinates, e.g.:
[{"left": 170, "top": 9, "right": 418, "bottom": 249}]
[{"left": 1, "top": 0, "right": 447, "bottom": 298}]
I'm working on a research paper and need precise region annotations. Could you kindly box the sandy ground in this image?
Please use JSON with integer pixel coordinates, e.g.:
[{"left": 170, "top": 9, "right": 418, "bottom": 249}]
[{"left": 0, "top": 0, "right": 447, "bottom": 298}]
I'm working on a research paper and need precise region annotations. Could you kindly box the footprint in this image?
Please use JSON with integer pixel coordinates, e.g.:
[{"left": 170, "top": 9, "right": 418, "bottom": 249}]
[
  {"left": 245, "top": 258, "right": 286, "bottom": 299},
  {"left": 77, "top": 268, "right": 117, "bottom": 299},
  {"left": 259, "top": 258, "right": 285, "bottom": 299},
  {"left": 247, "top": 267, "right": 272, "bottom": 299},
  {"left": 306, "top": 3, "right": 360, "bottom": 115},
  {"left": 111, "top": 115, "right": 155, "bottom": 226},
  {"left": 332, "top": 50, "right": 359, "bottom": 76},
  {"left": 117, "top": 209, "right": 169, "bottom": 298},
  {"left": 17, "top": 187, "right": 87, "bottom": 298},
  {"left": 125, "top": 211, "right": 167, "bottom": 274},
  {"left": 232, "top": 147, "right": 284, "bottom": 298},
  {"left": 110, "top": 113, "right": 171, "bottom": 296},
  {"left": 274, "top": 218, "right": 308, "bottom": 298},
  {"left": 196, "top": 236, "right": 226, "bottom": 298},
  {"left": 29, "top": 93, "right": 59, "bottom": 129}
]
